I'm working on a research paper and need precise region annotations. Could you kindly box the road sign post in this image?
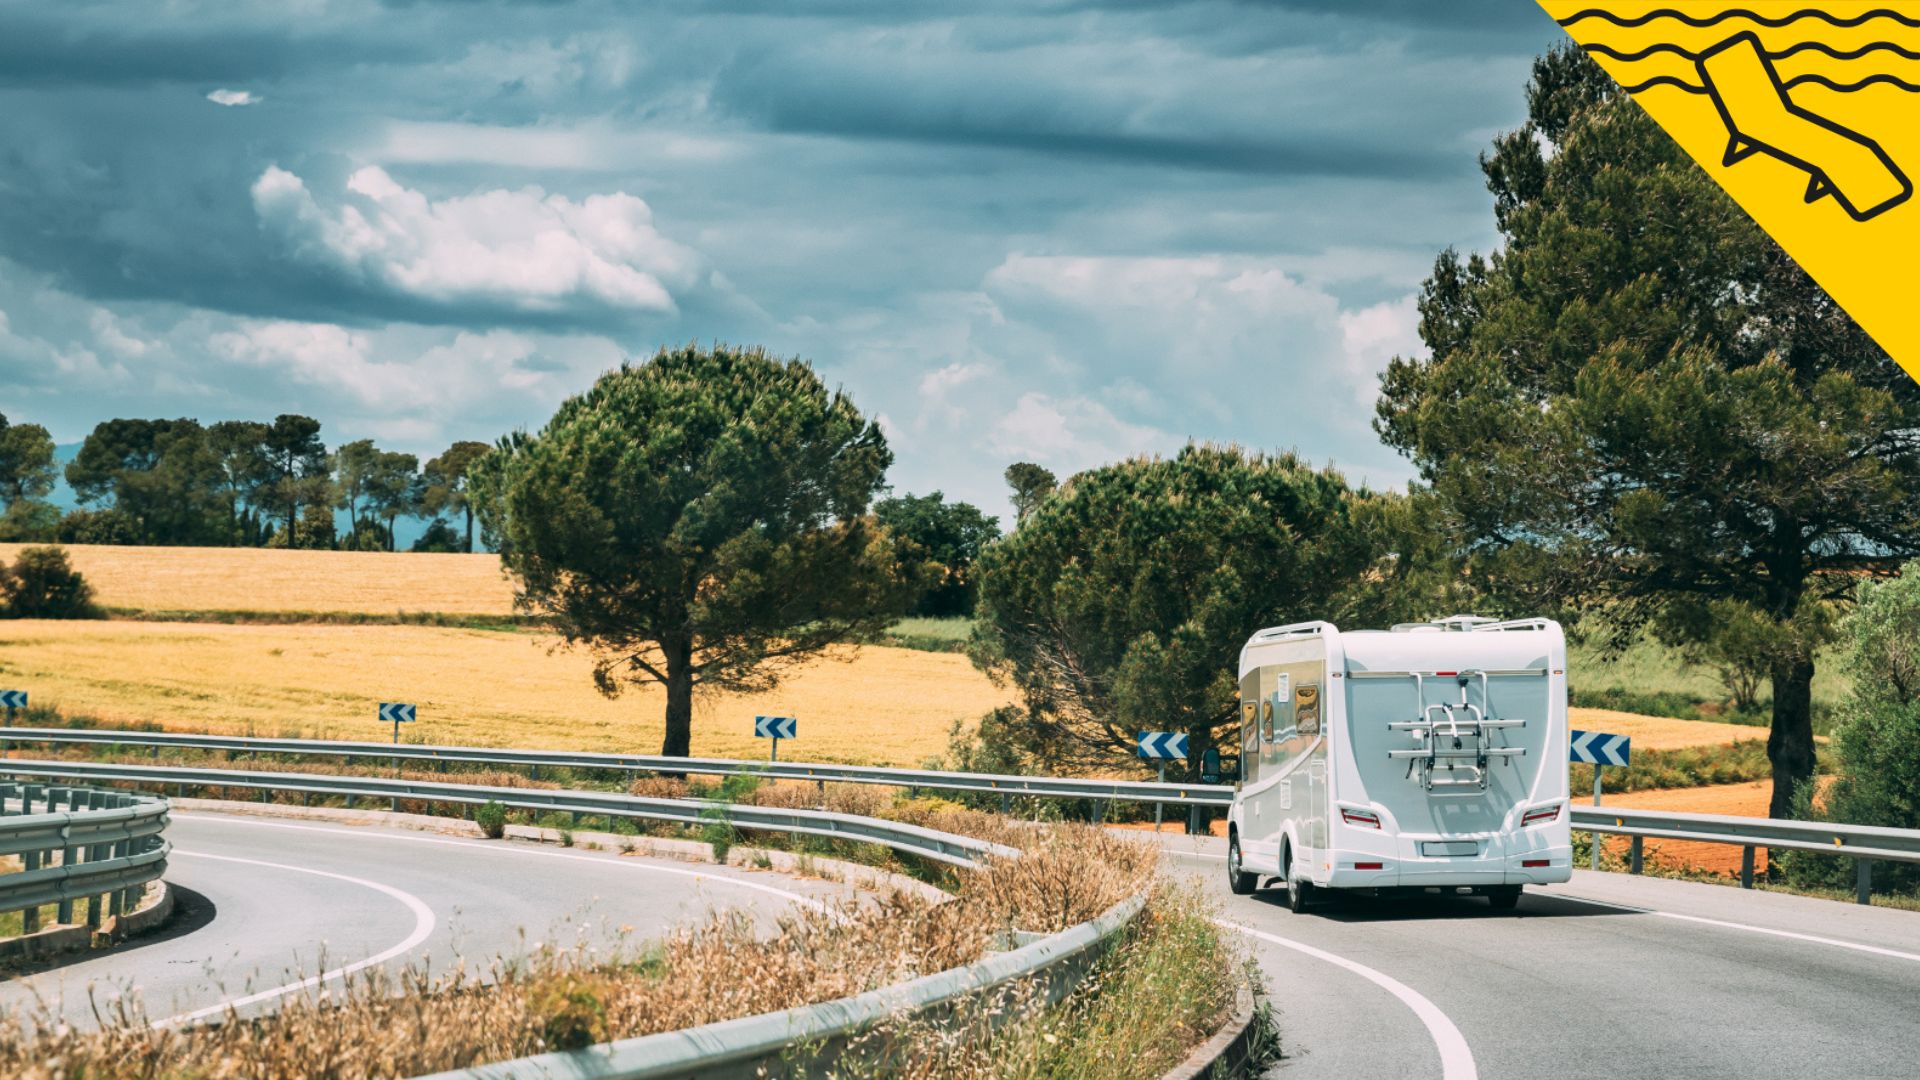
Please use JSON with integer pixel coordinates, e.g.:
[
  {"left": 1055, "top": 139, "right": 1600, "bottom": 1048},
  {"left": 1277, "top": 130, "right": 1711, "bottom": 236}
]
[
  {"left": 755, "top": 715, "right": 797, "bottom": 761},
  {"left": 1136, "top": 730, "right": 1191, "bottom": 831},
  {"left": 379, "top": 702, "right": 417, "bottom": 744},
  {"left": 1571, "top": 729, "right": 1631, "bottom": 871},
  {"left": 379, "top": 703, "right": 417, "bottom": 811},
  {"left": 1, "top": 690, "right": 24, "bottom": 759}
]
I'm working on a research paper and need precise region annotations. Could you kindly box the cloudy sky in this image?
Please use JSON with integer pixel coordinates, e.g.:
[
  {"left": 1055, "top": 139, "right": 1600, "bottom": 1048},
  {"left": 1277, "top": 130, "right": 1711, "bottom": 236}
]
[{"left": 0, "top": 0, "right": 1566, "bottom": 519}]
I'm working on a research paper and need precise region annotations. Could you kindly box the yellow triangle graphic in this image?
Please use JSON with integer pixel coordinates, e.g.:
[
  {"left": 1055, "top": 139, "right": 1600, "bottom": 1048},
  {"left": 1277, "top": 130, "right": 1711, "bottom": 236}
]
[{"left": 1542, "top": 1, "right": 1920, "bottom": 382}]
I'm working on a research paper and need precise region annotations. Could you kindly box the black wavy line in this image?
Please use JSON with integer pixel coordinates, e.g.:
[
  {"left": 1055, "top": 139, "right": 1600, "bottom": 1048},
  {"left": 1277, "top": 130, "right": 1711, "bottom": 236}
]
[
  {"left": 1585, "top": 41, "right": 1920, "bottom": 62},
  {"left": 1618, "top": 76, "right": 1711, "bottom": 93},
  {"left": 1617, "top": 72, "right": 1920, "bottom": 93},
  {"left": 1560, "top": 8, "right": 1920, "bottom": 29},
  {"left": 1783, "top": 72, "right": 1920, "bottom": 91}
]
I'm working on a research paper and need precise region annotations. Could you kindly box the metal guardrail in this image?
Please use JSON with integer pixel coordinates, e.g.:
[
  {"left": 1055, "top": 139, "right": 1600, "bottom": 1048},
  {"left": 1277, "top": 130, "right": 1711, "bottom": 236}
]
[
  {"left": 0, "top": 727, "right": 1233, "bottom": 809},
  {"left": 0, "top": 783, "right": 170, "bottom": 936},
  {"left": 0, "top": 760, "right": 1018, "bottom": 869},
  {"left": 1574, "top": 804, "right": 1920, "bottom": 903},
  {"left": 416, "top": 890, "right": 1150, "bottom": 1080},
  {"left": 0, "top": 756, "right": 1135, "bottom": 1078}
]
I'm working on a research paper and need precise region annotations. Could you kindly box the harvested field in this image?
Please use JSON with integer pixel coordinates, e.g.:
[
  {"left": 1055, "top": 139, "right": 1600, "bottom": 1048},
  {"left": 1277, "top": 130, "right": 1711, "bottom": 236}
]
[
  {"left": 1564, "top": 708, "right": 1776, "bottom": 750},
  {"left": 0, "top": 620, "right": 1012, "bottom": 764},
  {"left": 0, "top": 543, "right": 515, "bottom": 616}
]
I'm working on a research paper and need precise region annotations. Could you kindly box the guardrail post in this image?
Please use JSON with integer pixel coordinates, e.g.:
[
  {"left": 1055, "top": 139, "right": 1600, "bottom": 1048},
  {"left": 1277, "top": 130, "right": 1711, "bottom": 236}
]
[
  {"left": 1629, "top": 835, "right": 1643, "bottom": 875},
  {"left": 1740, "top": 846, "right": 1755, "bottom": 889},
  {"left": 1092, "top": 799, "right": 1105, "bottom": 825},
  {"left": 20, "top": 850, "right": 40, "bottom": 933},
  {"left": 1188, "top": 804, "right": 1202, "bottom": 836},
  {"left": 999, "top": 793, "right": 1011, "bottom": 815},
  {"left": 57, "top": 818, "right": 77, "bottom": 924},
  {"left": 1856, "top": 859, "right": 1873, "bottom": 905}
]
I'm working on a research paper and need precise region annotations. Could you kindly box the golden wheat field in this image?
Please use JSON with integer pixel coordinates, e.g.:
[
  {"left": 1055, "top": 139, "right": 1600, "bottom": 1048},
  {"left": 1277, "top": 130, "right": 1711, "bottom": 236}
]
[
  {"left": 0, "top": 620, "right": 1010, "bottom": 764},
  {"left": 0, "top": 543, "right": 516, "bottom": 615}
]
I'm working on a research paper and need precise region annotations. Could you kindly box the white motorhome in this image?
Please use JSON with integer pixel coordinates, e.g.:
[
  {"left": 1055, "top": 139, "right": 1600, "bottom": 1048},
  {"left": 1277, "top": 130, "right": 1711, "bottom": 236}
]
[{"left": 1226, "top": 615, "right": 1572, "bottom": 911}]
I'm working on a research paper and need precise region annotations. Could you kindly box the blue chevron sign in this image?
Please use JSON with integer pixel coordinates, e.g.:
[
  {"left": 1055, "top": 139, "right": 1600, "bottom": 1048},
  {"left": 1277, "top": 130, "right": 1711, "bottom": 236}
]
[
  {"left": 379, "top": 702, "right": 417, "bottom": 725},
  {"left": 1570, "top": 729, "right": 1630, "bottom": 768},
  {"left": 0, "top": 690, "right": 25, "bottom": 710},
  {"left": 755, "top": 715, "right": 797, "bottom": 740},
  {"left": 1137, "top": 730, "right": 1190, "bottom": 761}
]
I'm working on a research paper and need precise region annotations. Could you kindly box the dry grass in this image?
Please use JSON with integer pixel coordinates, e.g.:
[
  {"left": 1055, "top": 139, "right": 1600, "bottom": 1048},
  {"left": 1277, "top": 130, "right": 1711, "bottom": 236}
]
[
  {"left": 0, "top": 543, "right": 516, "bottom": 616},
  {"left": 0, "top": 827, "right": 1159, "bottom": 1079},
  {"left": 1565, "top": 708, "right": 1776, "bottom": 751},
  {"left": 0, "top": 620, "right": 1012, "bottom": 764}
]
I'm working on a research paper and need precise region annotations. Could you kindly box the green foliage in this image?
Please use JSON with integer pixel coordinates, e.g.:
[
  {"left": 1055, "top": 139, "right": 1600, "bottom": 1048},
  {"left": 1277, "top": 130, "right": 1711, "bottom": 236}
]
[
  {"left": 874, "top": 491, "right": 1000, "bottom": 616},
  {"left": 1003, "top": 462, "right": 1056, "bottom": 524},
  {"left": 65, "top": 418, "right": 230, "bottom": 544},
  {"left": 256, "top": 414, "right": 329, "bottom": 546},
  {"left": 0, "top": 499, "right": 59, "bottom": 543},
  {"left": 971, "top": 444, "right": 1438, "bottom": 775},
  {"left": 1783, "top": 563, "right": 1920, "bottom": 894},
  {"left": 476, "top": 800, "right": 508, "bottom": 839},
  {"left": 474, "top": 343, "right": 927, "bottom": 757},
  {"left": 410, "top": 519, "right": 465, "bottom": 553},
  {"left": 421, "top": 441, "right": 492, "bottom": 552},
  {"left": 530, "top": 973, "right": 610, "bottom": 1050},
  {"left": 0, "top": 413, "right": 57, "bottom": 509},
  {"left": 1373, "top": 43, "right": 1920, "bottom": 818},
  {"left": 0, "top": 546, "right": 101, "bottom": 619}
]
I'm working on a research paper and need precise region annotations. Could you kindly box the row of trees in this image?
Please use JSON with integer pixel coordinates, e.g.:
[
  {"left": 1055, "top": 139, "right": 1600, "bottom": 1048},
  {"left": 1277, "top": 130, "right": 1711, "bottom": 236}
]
[
  {"left": 0, "top": 412, "right": 493, "bottom": 553},
  {"left": 476, "top": 44, "right": 1920, "bottom": 845}
]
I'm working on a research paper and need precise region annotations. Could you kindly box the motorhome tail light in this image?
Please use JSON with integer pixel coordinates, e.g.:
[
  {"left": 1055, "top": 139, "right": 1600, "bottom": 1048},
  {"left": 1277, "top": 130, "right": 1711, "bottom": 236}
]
[
  {"left": 1354, "top": 862, "right": 1384, "bottom": 871},
  {"left": 1522, "top": 859, "right": 1550, "bottom": 868},
  {"left": 1340, "top": 807, "right": 1381, "bottom": 829},
  {"left": 1522, "top": 804, "right": 1561, "bottom": 827}
]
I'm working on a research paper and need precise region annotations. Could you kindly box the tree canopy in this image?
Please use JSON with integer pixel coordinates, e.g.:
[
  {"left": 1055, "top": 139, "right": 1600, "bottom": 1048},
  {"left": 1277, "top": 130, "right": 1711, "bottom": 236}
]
[
  {"left": 421, "top": 441, "right": 492, "bottom": 553},
  {"left": 474, "top": 343, "right": 927, "bottom": 757},
  {"left": 874, "top": 491, "right": 1000, "bottom": 616},
  {"left": 0, "top": 413, "right": 57, "bottom": 508},
  {"left": 969, "top": 444, "right": 1424, "bottom": 777},
  {"left": 1374, "top": 44, "right": 1920, "bottom": 817}
]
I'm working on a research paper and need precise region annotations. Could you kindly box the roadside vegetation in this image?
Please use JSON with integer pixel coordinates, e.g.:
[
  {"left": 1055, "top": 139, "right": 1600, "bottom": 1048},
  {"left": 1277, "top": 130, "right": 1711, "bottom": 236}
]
[{"left": 0, "top": 825, "right": 1245, "bottom": 1080}]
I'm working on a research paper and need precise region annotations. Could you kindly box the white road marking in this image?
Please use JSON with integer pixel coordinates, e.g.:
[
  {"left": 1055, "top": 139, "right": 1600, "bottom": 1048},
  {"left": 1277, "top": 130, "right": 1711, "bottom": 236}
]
[
  {"left": 1221, "top": 919, "right": 1478, "bottom": 1080},
  {"left": 179, "top": 813, "right": 834, "bottom": 914},
  {"left": 151, "top": 815, "right": 848, "bottom": 1027},
  {"left": 1557, "top": 893, "right": 1920, "bottom": 964},
  {"left": 152, "top": 851, "right": 437, "bottom": 1028}
]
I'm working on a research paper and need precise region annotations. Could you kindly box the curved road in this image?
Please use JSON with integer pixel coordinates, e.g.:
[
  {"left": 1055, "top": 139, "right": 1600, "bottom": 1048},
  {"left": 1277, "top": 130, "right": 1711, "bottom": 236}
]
[
  {"left": 2, "top": 810, "right": 861, "bottom": 1027},
  {"left": 1149, "top": 833, "right": 1920, "bottom": 1080}
]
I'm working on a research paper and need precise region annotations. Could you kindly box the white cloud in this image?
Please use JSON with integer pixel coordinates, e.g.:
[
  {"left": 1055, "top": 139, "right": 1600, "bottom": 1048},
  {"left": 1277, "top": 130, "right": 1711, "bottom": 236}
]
[
  {"left": 249, "top": 165, "right": 701, "bottom": 317},
  {"left": 1337, "top": 294, "right": 1423, "bottom": 411},
  {"left": 90, "top": 309, "right": 152, "bottom": 358},
  {"left": 206, "top": 88, "right": 259, "bottom": 107},
  {"left": 990, "top": 392, "right": 1171, "bottom": 475}
]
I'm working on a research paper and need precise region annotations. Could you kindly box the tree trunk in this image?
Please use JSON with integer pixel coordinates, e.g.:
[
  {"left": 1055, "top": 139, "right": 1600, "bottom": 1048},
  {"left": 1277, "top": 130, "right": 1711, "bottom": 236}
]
[
  {"left": 464, "top": 507, "right": 475, "bottom": 553},
  {"left": 661, "top": 639, "right": 695, "bottom": 757},
  {"left": 1766, "top": 650, "right": 1817, "bottom": 820}
]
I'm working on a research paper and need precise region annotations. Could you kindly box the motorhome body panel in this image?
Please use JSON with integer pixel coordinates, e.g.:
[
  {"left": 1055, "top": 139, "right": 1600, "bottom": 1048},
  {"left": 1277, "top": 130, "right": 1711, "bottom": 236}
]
[{"left": 1230, "top": 619, "right": 1572, "bottom": 892}]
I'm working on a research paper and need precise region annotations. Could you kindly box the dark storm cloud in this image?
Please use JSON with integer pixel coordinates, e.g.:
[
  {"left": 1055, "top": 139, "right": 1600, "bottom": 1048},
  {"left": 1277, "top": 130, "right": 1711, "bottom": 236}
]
[{"left": 0, "top": 0, "right": 1562, "bottom": 508}]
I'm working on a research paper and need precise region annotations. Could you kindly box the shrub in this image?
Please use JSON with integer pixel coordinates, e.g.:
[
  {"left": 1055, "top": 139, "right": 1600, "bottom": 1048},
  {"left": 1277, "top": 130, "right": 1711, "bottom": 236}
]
[
  {"left": 476, "top": 801, "right": 508, "bottom": 839},
  {"left": 54, "top": 508, "right": 141, "bottom": 545},
  {"left": 530, "top": 972, "right": 610, "bottom": 1050},
  {"left": 1782, "top": 563, "right": 1920, "bottom": 895},
  {"left": 0, "top": 547, "right": 100, "bottom": 619}
]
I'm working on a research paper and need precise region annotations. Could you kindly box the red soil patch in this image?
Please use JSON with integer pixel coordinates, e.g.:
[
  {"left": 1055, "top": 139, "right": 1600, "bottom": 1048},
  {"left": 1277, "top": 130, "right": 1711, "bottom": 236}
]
[{"left": 1579, "top": 777, "right": 1836, "bottom": 876}]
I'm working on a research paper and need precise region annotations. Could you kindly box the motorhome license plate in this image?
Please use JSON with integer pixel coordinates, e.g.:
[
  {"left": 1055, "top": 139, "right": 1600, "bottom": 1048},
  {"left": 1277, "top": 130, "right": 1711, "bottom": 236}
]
[{"left": 1421, "top": 841, "right": 1479, "bottom": 857}]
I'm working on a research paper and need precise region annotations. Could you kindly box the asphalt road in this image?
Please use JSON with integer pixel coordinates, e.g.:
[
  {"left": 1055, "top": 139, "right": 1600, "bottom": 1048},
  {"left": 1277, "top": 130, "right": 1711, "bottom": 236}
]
[
  {"left": 1148, "top": 832, "right": 1920, "bottom": 1080},
  {"left": 1, "top": 809, "right": 859, "bottom": 1028}
]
